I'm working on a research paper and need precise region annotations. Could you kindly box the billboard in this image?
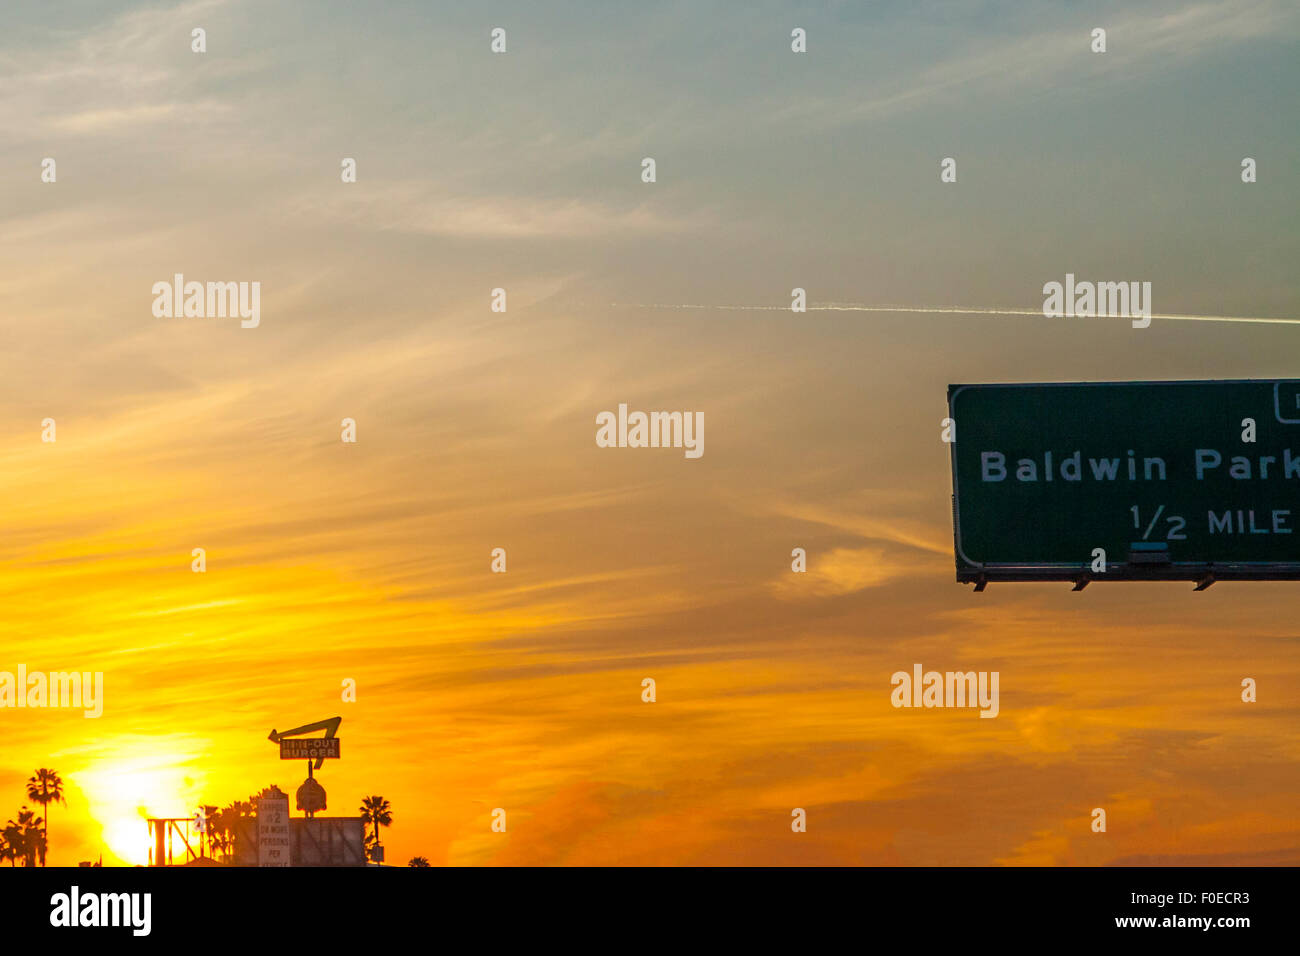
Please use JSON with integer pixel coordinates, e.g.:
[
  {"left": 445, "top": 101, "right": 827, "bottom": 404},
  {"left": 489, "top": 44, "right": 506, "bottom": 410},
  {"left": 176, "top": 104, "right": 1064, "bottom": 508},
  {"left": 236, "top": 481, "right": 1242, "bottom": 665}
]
[
  {"left": 279, "top": 737, "right": 341, "bottom": 760},
  {"left": 292, "top": 817, "right": 366, "bottom": 866},
  {"left": 948, "top": 380, "right": 1300, "bottom": 587},
  {"left": 234, "top": 815, "right": 367, "bottom": 866}
]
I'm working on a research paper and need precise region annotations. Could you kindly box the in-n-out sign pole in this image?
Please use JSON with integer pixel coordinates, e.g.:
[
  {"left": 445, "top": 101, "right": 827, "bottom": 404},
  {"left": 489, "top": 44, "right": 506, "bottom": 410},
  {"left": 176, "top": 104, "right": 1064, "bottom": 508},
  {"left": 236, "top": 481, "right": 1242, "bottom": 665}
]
[{"left": 948, "top": 379, "right": 1300, "bottom": 590}]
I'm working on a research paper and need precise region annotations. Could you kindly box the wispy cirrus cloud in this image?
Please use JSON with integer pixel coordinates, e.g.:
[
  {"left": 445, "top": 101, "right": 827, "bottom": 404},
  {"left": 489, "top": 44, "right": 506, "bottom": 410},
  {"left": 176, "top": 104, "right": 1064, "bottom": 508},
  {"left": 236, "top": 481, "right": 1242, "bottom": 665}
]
[{"left": 282, "top": 182, "right": 715, "bottom": 240}]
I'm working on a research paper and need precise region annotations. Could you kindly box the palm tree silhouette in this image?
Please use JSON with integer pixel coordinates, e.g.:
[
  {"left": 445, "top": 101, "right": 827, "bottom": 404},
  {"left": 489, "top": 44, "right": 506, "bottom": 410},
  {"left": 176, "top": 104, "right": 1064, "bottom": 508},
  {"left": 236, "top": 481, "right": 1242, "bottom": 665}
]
[
  {"left": 0, "top": 826, "right": 17, "bottom": 867},
  {"left": 359, "top": 795, "right": 392, "bottom": 861},
  {"left": 26, "top": 769, "right": 65, "bottom": 867},
  {"left": 13, "top": 808, "right": 45, "bottom": 867},
  {"left": 407, "top": 855, "right": 431, "bottom": 867},
  {"left": 209, "top": 799, "right": 254, "bottom": 862}
]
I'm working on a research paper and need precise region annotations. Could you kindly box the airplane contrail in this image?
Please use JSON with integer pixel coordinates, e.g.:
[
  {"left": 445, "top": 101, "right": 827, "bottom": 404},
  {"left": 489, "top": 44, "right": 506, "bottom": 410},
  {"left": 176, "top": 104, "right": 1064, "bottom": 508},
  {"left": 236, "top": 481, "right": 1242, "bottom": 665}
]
[{"left": 608, "top": 302, "right": 1300, "bottom": 325}]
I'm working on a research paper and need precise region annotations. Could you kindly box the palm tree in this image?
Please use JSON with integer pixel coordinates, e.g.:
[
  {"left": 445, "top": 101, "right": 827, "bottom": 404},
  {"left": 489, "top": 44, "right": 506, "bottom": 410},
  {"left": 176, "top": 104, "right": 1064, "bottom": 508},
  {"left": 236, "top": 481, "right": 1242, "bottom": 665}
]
[
  {"left": 407, "top": 856, "right": 431, "bottom": 867},
  {"left": 26, "top": 769, "right": 65, "bottom": 867},
  {"left": 14, "top": 808, "right": 45, "bottom": 867},
  {"left": 1, "top": 822, "right": 22, "bottom": 867},
  {"left": 0, "top": 829, "right": 13, "bottom": 867},
  {"left": 358, "top": 796, "right": 392, "bottom": 860},
  {"left": 209, "top": 799, "right": 254, "bottom": 862}
]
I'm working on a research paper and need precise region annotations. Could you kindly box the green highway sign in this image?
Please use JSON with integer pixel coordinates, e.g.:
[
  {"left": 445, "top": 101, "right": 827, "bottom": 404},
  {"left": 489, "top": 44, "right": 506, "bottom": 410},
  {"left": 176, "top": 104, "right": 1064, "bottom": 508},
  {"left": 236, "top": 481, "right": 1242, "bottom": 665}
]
[{"left": 948, "top": 380, "right": 1300, "bottom": 588}]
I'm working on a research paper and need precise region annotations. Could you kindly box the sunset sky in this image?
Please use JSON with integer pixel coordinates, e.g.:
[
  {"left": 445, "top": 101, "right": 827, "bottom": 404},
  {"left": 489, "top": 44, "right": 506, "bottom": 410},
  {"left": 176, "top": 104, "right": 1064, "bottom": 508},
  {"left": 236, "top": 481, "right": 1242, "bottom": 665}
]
[{"left": 1, "top": 0, "right": 1298, "bottom": 866}]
